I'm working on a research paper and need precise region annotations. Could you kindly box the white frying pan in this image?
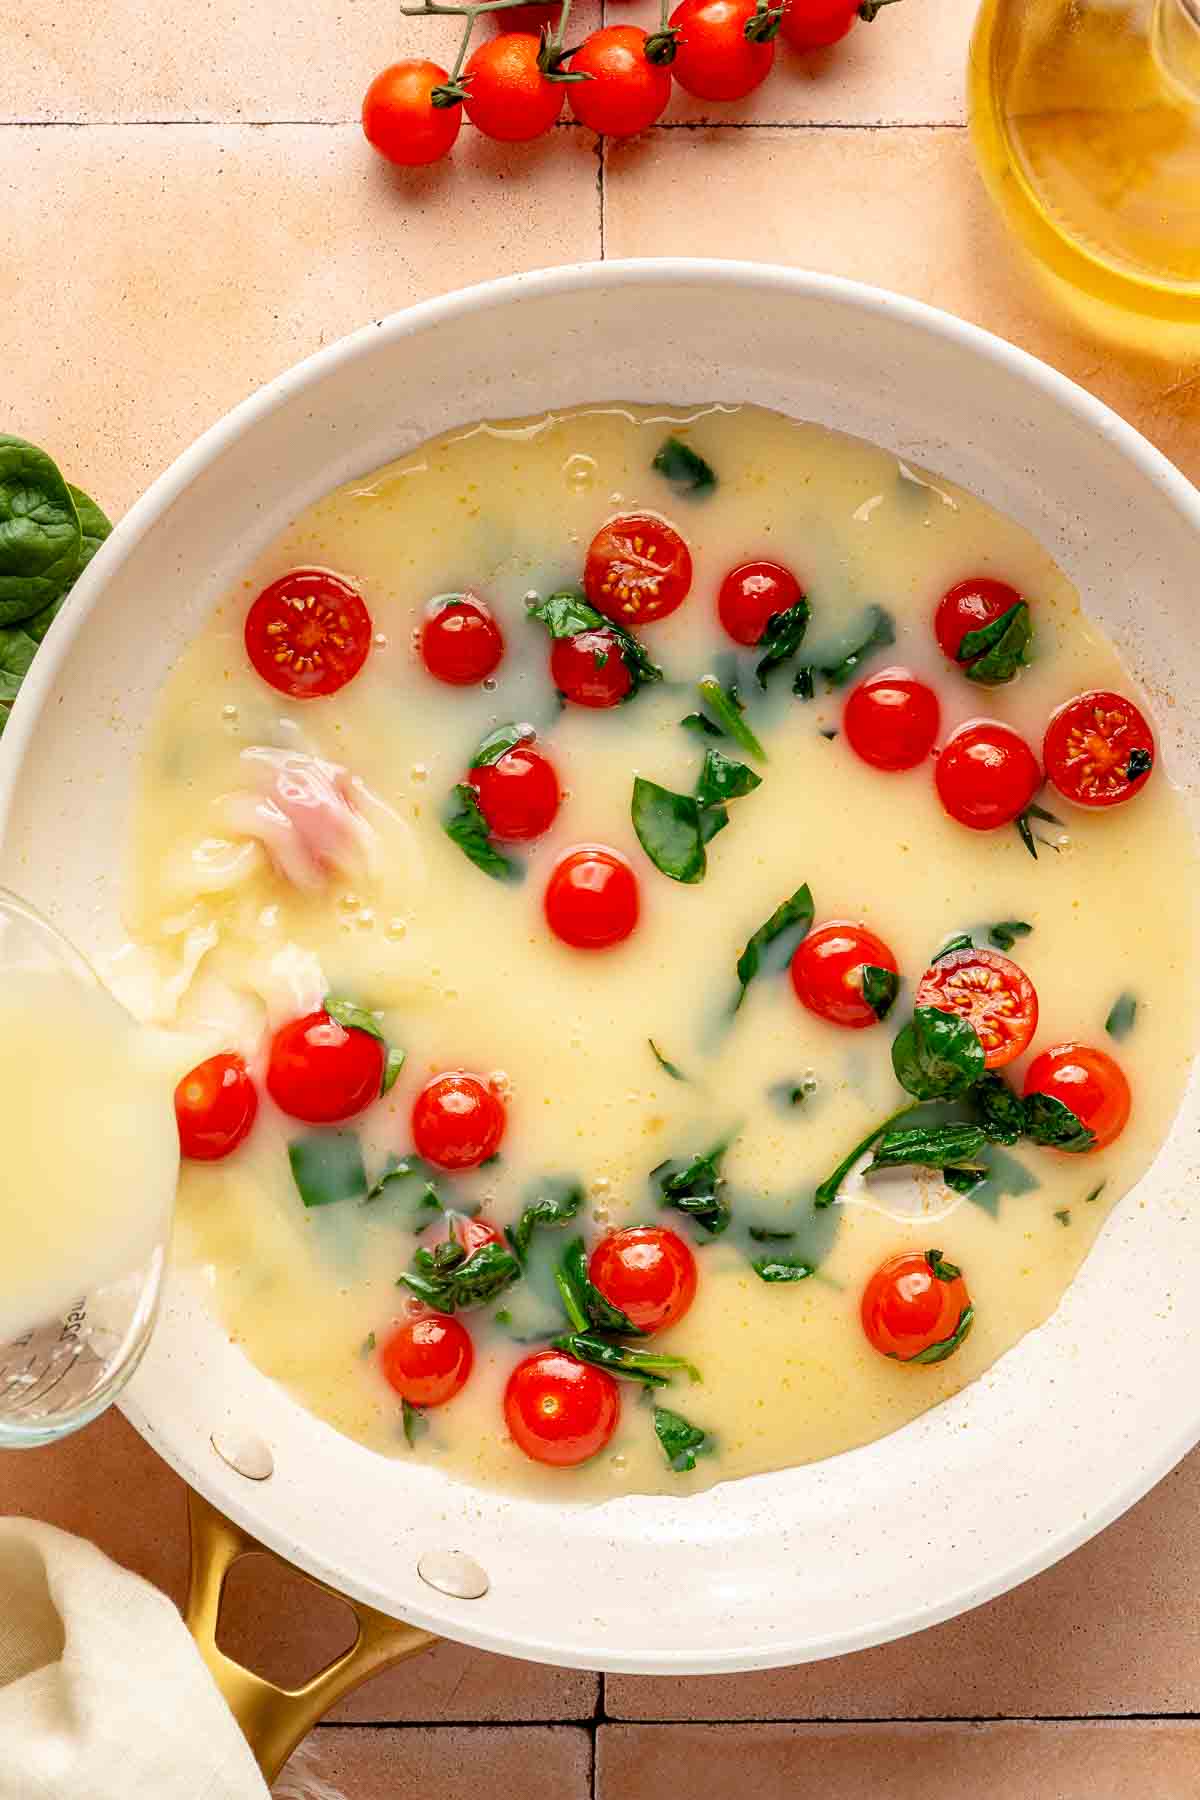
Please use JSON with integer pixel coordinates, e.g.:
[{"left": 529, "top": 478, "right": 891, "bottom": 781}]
[{"left": 3, "top": 262, "right": 1199, "bottom": 1753}]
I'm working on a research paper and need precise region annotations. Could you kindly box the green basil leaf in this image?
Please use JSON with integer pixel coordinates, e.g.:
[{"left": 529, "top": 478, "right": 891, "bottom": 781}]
[
  {"left": 288, "top": 1131, "right": 368, "bottom": 1208},
  {"left": 869, "top": 1122, "right": 987, "bottom": 1172},
  {"left": 1105, "top": 991, "right": 1137, "bottom": 1041},
  {"left": 754, "top": 598, "right": 811, "bottom": 690},
  {"left": 399, "top": 1239, "right": 521, "bottom": 1313},
  {"left": 680, "top": 711, "right": 726, "bottom": 740},
  {"left": 469, "top": 721, "right": 533, "bottom": 769},
  {"left": 553, "top": 1332, "right": 700, "bottom": 1388},
  {"left": 632, "top": 777, "right": 707, "bottom": 884},
  {"left": 1054, "top": 1208, "right": 1071, "bottom": 1226},
  {"left": 960, "top": 601, "right": 1033, "bottom": 685},
  {"left": 988, "top": 920, "right": 1033, "bottom": 951},
  {"left": 555, "top": 1236, "right": 642, "bottom": 1336},
  {"left": 699, "top": 804, "right": 729, "bottom": 844},
  {"left": 1023, "top": 1092, "right": 1096, "bottom": 1153},
  {"left": 793, "top": 665, "right": 815, "bottom": 700},
  {"left": 695, "top": 748, "right": 761, "bottom": 808},
  {"left": 1126, "top": 746, "right": 1153, "bottom": 782},
  {"left": 900, "top": 1305, "right": 974, "bottom": 1365},
  {"left": 861, "top": 964, "right": 899, "bottom": 1021},
  {"left": 653, "top": 1140, "right": 732, "bottom": 1237},
  {"left": 933, "top": 933, "right": 975, "bottom": 961},
  {"left": 0, "top": 437, "right": 83, "bottom": 622},
  {"left": 748, "top": 1225, "right": 795, "bottom": 1242},
  {"left": 943, "top": 1166, "right": 986, "bottom": 1194},
  {"left": 969, "top": 1070, "right": 1026, "bottom": 1146},
  {"left": 792, "top": 603, "right": 896, "bottom": 694},
  {"left": 653, "top": 1404, "right": 712, "bottom": 1472},
  {"left": 734, "top": 882, "right": 814, "bottom": 1008},
  {"left": 696, "top": 676, "right": 766, "bottom": 761},
  {"left": 751, "top": 1255, "right": 815, "bottom": 1283},
  {"left": 925, "top": 1249, "right": 961, "bottom": 1281},
  {"left": 382, "top": 1046, "right": 406, "bottom": 1095},
  {"left": 1014, "top": 801, "right": 1062, "bottom": 861},
  {"left": 527, "top": 590, "right": 663, "bottom": 696},
  {"left": 443, "top": 783, "right": 524, "bottom": 883},
  {"left": 891, "top": 1006, "right": 986, "bottom": 1101},
  {"left": 649, "top": 1040, "right": 687, "bottom": 1081},
  {"left": 324, "top": 995, "right": 386, "bottom": 1042},
  {"left": 815, "top": 1104, "right": 916, "bottom": 1208},
  {"left": 401, "top": 1398, "right": 428, "bottom": 1448},
  {"left": 506, "top": 1177, "right": 584, "bottom": 1263},
  {"left": 651, "top": 435, "right": 716, "bottom": 497}
]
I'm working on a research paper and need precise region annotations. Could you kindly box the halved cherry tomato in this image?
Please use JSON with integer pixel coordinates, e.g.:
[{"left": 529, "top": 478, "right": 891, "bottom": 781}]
[
  {"left": 362, "top": 61, "right": 463, "bottom": 166},
  {"left": 420, "top": 593, "right": 504, "bottom": 686},
  {"left": 584, "top": 513, "right": 692, "bottom": 626},
  {"left": 174, "top": 1053, "right": 258, "bottom": 1161},
  {"left": 934, "top": 577, "right": 1023, "bottom": 663},
  {"left": 843, "top": 667, "right": 940, "bottom": 771},
  {"left": 589, "top": 1227, "right": 697, "bottom": 1333},
  {"left": 935, "top": 719, "right": 1041, "bottom": 830},
  {"left": 412, "top": 1072, "right": 507, "bottom": 1171},
  {"left": 916, "top": 947, "right": 1037, "bottom": 1070},
  {"left": 790, "top": 922, "right": 899, "bottom": 1029},
  {"left": 1043, "top": 690, "right": 1155, "bottom": 810},
  {"left": 244, "top": 569, "right": 372, "bottom": 700},
  {"left": 780, "top": 0, "right": 859, "bottom": 51},
  {"left": 267, "top": 1011, "right": 385, "bottom": 1124},
  {"left": 567, "top": 28, "right": 673, "bottom": 138},
  {"left": 545, "top": 847, "right": 640, "bottom": 949},
  {"left": 470, "top": 741, "right": 561, "bottom": 841},
  {"left": 380, "top": 1315, "right": 474, "bottom": 1406},
  {"left": 1023, "top": 1043, "right": 1131, "bottom": 1151},
  {"left": 504, "top": 1349, "right": 620, "bottom": 1465},
  {"left": 861, "top": 1249, "right": 973, "bottom": 1364},
  {"left": 550, "top": 629, "right": 633, "bottom": 708},
  {"left": 717, "top": 559, "right": 803, "bottom": 646},
  {"left": 463, "top": 33, "right": 566, "bottom": 141},
  {"left": 670, "top": 0, "right": 778, "bottom": 100}
]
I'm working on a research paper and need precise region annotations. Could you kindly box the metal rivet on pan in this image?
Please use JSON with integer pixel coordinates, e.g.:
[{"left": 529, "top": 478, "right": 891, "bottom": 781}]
[
  {"left": 210, "top": 1431, "right": 274, "bottom": 1481},
  {"left": 417, "top": 1550, "right": 490, "bottom": 1600}
]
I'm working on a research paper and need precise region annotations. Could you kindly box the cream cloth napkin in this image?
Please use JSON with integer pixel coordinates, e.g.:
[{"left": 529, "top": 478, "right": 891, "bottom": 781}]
[{"left": 0, "top": 1517, "right": 269, "bottom": 1800}]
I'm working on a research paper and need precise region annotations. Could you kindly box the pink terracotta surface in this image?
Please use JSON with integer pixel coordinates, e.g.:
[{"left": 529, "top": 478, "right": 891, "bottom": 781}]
[{"left": 3, "top": 1, "right": 1199, "bottom": 1794}]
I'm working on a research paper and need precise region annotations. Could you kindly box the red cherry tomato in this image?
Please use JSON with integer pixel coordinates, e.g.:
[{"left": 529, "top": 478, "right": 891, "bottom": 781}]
[
  {"left": 244, "top": 569, "right": 372, "bottom": 700},
  {"left": 470, "top": 741, "right": 560, "bottom": 841},
  {"left": 861, "top": 1249, "right": 973, "bottom": 1364},
  {"left": 717, "top": 559, "right": 804, "bottom": 646},
  {"left": 266, "top": 1011, "right": 385, "bottom": 1124},
  {"left": 420, "top": 594, "right": 504, "bottom": 686},
  {"left": 780, "top": 0, "right": 859, "bottom": 50},
  {"left": 428, "top": 1213, "right": 505, "bottom": 1258},
  {"left": 504, "top": 1349, "right": 620, "bottom": 1466},
  {"left": 463, "top": 34, "right": 566, "bottom": 141},
  {"left": 934, "top": 576, "right": 1023, "bottom": 663},
  {"left": 1043, "top": 690, "right": 1155, "bottom": 810},
  {"left": 1023, "top": 1043, "right": 1131, "bottom": 1151},
  {"left": 669, "top": 0, "right": 777, "bottom": 100},
  {"left": 916, "top": 948, "right": 1038, "bottom": 1070},
  {"left": 843, "top": 667, "right": 941, "bottom": 772},
  {"left": 584, "top": 513, "right": 692, "bottom": 626},
  {"left": 567, "top": 28, "right": 673, "bottom": 138},
  {"left": 935, "top": 719, "right": 1041, "bottom": 831},
  {"left": 492, "top": 1, "right": 558, "bottom": 30},
  {"left": 411, "top": 1072, "right": 507, "bottom": 1171},
  {"left": 380, "top": 1315, "right": 474, "bottom": 1406},
  {"left": 362, "top": 61, "right": 463, "bottom": 166},
  {"left": 790, "top": 922, "right": 899, "bottom": 1029},
  {"left": 550, "top": 629, "right": 633, "bottom": 708},
  {"left": 545, "top": 847, "right": 640, "bottom": 949},
  {"left": 174, "top": 1053, "right": 258, "bottom": 1161},
  {"left": 589, "top": 1227, "right": 698, "bottom": 1334}
]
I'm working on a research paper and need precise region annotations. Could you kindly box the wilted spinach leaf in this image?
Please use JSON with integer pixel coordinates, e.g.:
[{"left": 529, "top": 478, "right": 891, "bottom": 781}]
[
  {"left": 695, "top": 676, "right": 766, "bottom": 761},
  {"left": 754, "top": 598, "right": 811, "bottom": 690},
  {"left": 288, "top": 1131, "right": 369, "bottom": 1208},
  {"left": 527, "top": 589, "right": 663, "bottom": 696},
  {"left": 891, "top": 1006, "right": 986, "bottom": 1101},
  {"left": 555, "top": 1236, "right": 641, "bottom": 1336},
  {"left": 734, "top": 882, "right": 814, "bottom": 1008},
  {"left": 969, "top": 1070, "right": 1025, "bottom": 1145},
  {"left": 653, "top": 1405, "right": 712, "bottom": 1471},
  {"left": 506, "top": 1178, "right": 584, "bottom": 1263},
  {"left": 552, "top": 1332, "right": 700, "bottom": 1388},
  {"left": 443, "top": 783, "right": 524, "bottom": 883},
  {"left": 861, "top": 963, "right": 899, "bottom": 1021},
  {"left": 649, "top": 1040, "right": 687, "bottom": 1081},
  {"left": 653, "top": 1139, "right": 733, "bottom": 1236},
  {"left": 652, "top": 435, "right": 716, "bottom": 497},
  {"left": 399, "top": 1239, "right": 521, "bottom": 1312},
  {"left": 959, "top": 600, "right": 1033, "bottom": 685},
  {"left": 1105, "top": 992, "right": 1137, "bottom": 1041},
  {"left": 469, "top": 721, "right": 534, "bottom": 768},
  {"left": 1023, "top": 1092, "right": 1096, "bottom": 1153},
  {"left": 988, "top": 920, "right": 1033, "bottom": 951}
]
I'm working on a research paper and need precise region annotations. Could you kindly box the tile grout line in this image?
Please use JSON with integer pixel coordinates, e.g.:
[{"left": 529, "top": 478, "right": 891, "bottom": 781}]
[{"left": 590, "top": 1710, "right": 1200, "bottom": 1727}]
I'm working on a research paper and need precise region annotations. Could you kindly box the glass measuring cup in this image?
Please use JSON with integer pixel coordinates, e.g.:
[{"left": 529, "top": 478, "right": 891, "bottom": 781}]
[{"left": 0, "top": 891, "right": 175, "bottom": 1448}]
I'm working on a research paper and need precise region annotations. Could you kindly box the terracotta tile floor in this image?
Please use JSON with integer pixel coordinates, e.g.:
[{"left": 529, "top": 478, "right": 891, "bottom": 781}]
[{"left": 4, "top": 0, "right": 1200, "bottom": 1794}]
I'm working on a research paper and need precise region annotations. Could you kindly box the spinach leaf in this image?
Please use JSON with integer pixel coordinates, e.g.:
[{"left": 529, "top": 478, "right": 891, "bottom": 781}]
[
  {"left": 1126, "top": 747, "right": 1153, "bottom": 782},
  {"left": 361, "top": 1330, "right": 377, "bottom": 1356},
  {"left": 988, "top": 920, "right": 1033, "bottom": 951},
  {"left": 652, "top": 435, "right": 716, "bottom": 497},
  {"left": 443, "top": 783, "right": 524, "bottom": 883},
  {"left": 1105, "top": 992, "right": 1137, "bottom": 1041},
  {"left": 1085, "top": 1181, "right": 1106, "bottom": 1205},
  {"left": 555, "top": 1236, "right": 642, "bottom": 1336},
  {"left": 959, "top": 601, "right": 1033, "bottom": 685},
  {"left": 1023, "top": 1092, "right": 1096, "bottom": 1153},
  {"left": 861, "top": 964, "right": 899, "bottom": 1022},
  {"left": 399, "top": 1239, "right": 521, "bottom": 1312},
  {"left": 734, "top": 882, "right": 814, "bottom": 1008},
  {"left": 632, "top": 777, "right": 707, "bottom": 884},
  {"left": 1014, "top": 801, "right": 1063, "bottom": 860},
  {"left": 324, "top": 994, "right": 404, "bottom": 1095},
  {"left": 0, "top": 437, "right": 83, "bottom": 622},
  {"left": 754, "top": 598, "right": 811, "bottom": 690},
  {"left": 892, "top": 1006, "right": 986, "bottom": 1101},
  {"left": 288, "top": 1131, "right": 369, "bottom": 1208},
  {"left": 869, "top": 1122, "right": 987, "bottom": 1173},
  {"left": 943, "top": 1167, "right": 986, "bottom": 1194},
  {"left": 700, "top": 804, "right": 729, "bottom": 844},
  {"left": 680, "top": 711, "right": 726, "bottom": 741},
  {"left": 401, "top": 1398, "right": 428, "bottom": 1448},
  {"left": 793, "top": 666, "right": 815, "bottom": 700},
  {"left": 748, "top": 1225, "right": 795, "bottom": 1242},
  {"left": 67, "top": 485, "right": 112, "bottom": 570},
  {"left": 552, "top": 1332, "right": 699, "bottom": 1387},
  {"left": 902, "top": 1305, "right": 974, "bottom": 1365},
  {"left": 0, "top": 627, "right": 40, "bottom": 733},
  {"left": 1054, "top": 1208, "right": 1071, "bottom": 1226},
  {"left": 695, "top": 747, "right": 761, "bottom": 807},
  {"left": 469, "top": 721, "right": 533, "bottom": 768},
  {"left": 814, "top": 1103, "right": 918, "bottom": 1208},
  {"left": 653, "top": 1405, "right": 712, "bottom": 1472},
  {"left": 768, "top": 1080, "right": 807, "bottom": 1111},
  {"left": 506, "top": 1178, "right": 584, "bottom": 1263},
  {"left": 792, "top": 604, "right": 896, "bottom": 693},
  {"left": 751, "top": 1255, "right": 815, "bottom": 1283},
  {"left": 649, "top": 1040, "right": 687, "bottom": 1081},
  {"left": 527, "top": 590, "right": 663, "bottom": 696},
  {"left": 969, "top": 1070, "right": 1025, "bottom": 1145},
  {"left": 933, "top": 932, "right": 974, "bottom": 961},
  {"left": 696, "top": 676, "right": 766, "bottom": 761},
  {"left": 653, "top": 1139, "right": 732, "bottom": 1236},
  {"left": 366, "top": 1154, "right": 444, "bottom": 1225}
]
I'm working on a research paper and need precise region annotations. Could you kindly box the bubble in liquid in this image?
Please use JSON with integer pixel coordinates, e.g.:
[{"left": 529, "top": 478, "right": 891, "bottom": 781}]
[
  {"left": 610, "top": 1453, "right": 628, "bottom": 1472},
  {"left": 411, "top": 763, "right": 429, "bottom": 783},
  {"left": 489, "top": 1069, "right": 514, "bottom": 1102},
  {"left": 221, "top": 703, "right": 238, "bottom": 721},
  {"left": 339, "top": 892, "right": 361, "bottom": 913},
  {"left": 482, "top": 677, "right": 498, "bottom": 693},
  {"left": 356, "top": 908, "right": 375, "bottom": 930},
  {"left": 373, "top": 631, "right": 388, "bottom": 648},
  {"left": 386, "top": 917, "right": 408, "bottom": 941},
  {"left": 563, "top": 453, "right": 598, "bottom": 493}
]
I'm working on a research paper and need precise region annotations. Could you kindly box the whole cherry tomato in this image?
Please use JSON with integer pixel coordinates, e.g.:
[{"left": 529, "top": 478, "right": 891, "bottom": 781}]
[
  {"left": 589, "top": 1227, "right": 698, "bottom": 1333},
  {"left": 1043, "top": 690, "right": 1155, "bottom": 810},
  {"left": 934, "top": 576, "right": 1023, "bottom": 662},
  {"left": 790, "top": 922, "right": 899, "bottom": 1029},
  {"left": 568, "top": 28, "right": 674, "bottom": 138},
  {"left": 175, "top": 1053, "right": 258, "bottom": 1161},
  {"left": 244, "top": 569, "right": 372, "bottom": 700},
  {"left": 463, "top": 33, "right": 566, "bottom": 141},
  {"left": 420, "top": 593, "right": 504, "bottom": 685},
  {"left": 362, "top": 61, "right": 463, "bottom": 166},
  {"left": 717, "top": 559, "right": 804, "bottom": 646},
  {"left": 780, "top": 0, "right": 858, "bottom": 49},
  {"left": 843, "top": 667, "right": 940, "bottom": 771},
  {"left": 470, "top": 740, "right": 561, "bottom": 841},
  {"left": 412, "top": 1072, "right": 507, "bottom": 1171},
  {"left": 915, "top": 947, "right": 1038, "bottom": 1070},
  {"left": 670, "top": 0, "right": 779, "bottom": 100},
  {"left": 504, "top": 1349, "right": 620, "bottom": 1465},
  {"left": 935, "top": 719, "right": 1041, "bottom": 831},
  {"left": 1023, "top": 1043, "right": 1131, "bottom": 1151},
  {"left": 493, "top": 0, "right": 559, "bottom": 30},
  {"left": 380, "top": 1315, "right": 474, "bottom": 1406},
  {"left": 267, "top": 1011, "right": 385, "bottom": 1124},
  {"left": 545, "top": 847, "right": 640, "bottom": 948},
  {"left": 584, "top": 513, "right": 692, "bottom": 626},
  {"left": 861, "top": 1248, "right": 973, "bottom": 1364},
  {"left": 550, "top": 629, "right": 634, "bottom": 707}
]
